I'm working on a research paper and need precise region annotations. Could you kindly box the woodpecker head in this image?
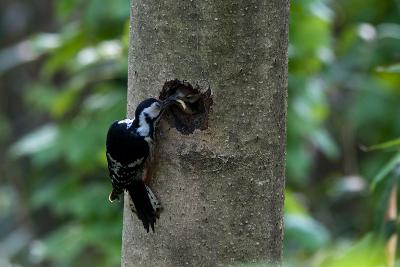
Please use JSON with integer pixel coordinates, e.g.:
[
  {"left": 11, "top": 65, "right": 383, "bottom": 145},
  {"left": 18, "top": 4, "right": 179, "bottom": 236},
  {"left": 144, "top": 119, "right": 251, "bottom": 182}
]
[
  {"left": 118, "top": 97, "right": 190, "bottom": 138},
  {"left": 135, "top": 98, "right": 162, "bottom": 121},
  {"left": 133, "top": 98, "right": 163, "bottom": 137}
]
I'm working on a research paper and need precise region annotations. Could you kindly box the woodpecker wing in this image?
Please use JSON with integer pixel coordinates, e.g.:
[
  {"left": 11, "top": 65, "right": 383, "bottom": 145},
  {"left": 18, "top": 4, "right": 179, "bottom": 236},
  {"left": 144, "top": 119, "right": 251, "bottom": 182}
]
[
  {"left": 106, "top": 121, "right": 149, "bottom": 194},
  {"left": 105, "top": 120, "right": 158, "bottom": 232},
  {"left": 106, "top": 150, "right": 146, "bottom": 196}
]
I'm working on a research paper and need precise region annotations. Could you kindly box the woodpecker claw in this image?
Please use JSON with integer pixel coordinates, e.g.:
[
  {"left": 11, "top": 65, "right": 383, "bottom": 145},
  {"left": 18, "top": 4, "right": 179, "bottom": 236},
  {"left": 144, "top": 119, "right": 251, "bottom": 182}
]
[
  {"left": 108, "top": 193, "right": 114, "bottom": 203},
  {"left": 108, "top": 191, "right": 120, "bottom": 203}
]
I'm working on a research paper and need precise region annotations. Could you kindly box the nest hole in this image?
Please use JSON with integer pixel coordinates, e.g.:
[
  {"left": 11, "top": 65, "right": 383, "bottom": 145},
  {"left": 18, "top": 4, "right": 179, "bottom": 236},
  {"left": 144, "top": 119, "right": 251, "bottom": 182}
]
[{"left": 159, "top": 79, "right": 213, "bottom": 135}]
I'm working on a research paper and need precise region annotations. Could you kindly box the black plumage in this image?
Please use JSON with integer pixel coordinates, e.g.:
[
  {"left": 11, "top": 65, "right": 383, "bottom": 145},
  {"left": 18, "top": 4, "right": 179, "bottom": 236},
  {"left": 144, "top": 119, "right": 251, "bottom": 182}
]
[{"left": 106, "top": 98, "right": 162, "bottom": 232}]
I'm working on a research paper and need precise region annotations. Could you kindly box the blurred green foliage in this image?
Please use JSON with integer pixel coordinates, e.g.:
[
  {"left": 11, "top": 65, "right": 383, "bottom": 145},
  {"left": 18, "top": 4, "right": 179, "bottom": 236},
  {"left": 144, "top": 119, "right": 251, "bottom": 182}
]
[
  {"left": 2, "top": 0, "right": 129, "bottom": 266},
  {"left": 1, "top": 0, "right": 400, "bottom": 266},
  {"left": 285, "top": 0, "right": 400, "bottom": 266}
]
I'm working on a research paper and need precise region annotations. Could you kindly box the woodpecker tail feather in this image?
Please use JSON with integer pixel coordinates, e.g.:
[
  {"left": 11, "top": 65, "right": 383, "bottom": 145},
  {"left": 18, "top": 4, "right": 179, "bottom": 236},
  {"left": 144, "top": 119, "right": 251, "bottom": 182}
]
[
  {"left": 144, "top": 184, "right": 163, "bottom": 218},
  {"left": 126, "top": 180, "right": 159, "bottom": 233}
]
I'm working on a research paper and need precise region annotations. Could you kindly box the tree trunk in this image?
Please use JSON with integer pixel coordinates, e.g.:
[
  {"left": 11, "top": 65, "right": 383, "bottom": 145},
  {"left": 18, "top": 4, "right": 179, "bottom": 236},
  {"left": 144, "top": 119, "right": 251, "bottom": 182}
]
[{"left": 122, "top": 0, "right": 289, "bottom": 266}]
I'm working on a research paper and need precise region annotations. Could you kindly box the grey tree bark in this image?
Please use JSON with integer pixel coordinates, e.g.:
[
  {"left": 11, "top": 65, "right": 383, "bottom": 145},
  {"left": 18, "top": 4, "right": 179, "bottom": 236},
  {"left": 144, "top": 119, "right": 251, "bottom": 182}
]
[{"left": 123, "top": 0, "right": 289, "bottom": 266}]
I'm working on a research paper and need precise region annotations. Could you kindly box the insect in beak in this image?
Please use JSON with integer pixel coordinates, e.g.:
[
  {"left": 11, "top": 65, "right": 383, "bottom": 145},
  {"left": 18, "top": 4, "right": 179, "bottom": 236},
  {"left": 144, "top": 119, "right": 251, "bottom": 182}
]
[{"left": 162, "top": 91, "right": 201, "bottom": 114}]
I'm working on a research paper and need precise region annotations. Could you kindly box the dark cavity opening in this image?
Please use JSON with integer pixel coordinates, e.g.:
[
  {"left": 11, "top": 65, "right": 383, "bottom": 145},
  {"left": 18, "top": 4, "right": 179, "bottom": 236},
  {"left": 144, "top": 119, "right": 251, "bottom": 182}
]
[{"left": 159, "top": 79, "right": 213, "bottom": 135}]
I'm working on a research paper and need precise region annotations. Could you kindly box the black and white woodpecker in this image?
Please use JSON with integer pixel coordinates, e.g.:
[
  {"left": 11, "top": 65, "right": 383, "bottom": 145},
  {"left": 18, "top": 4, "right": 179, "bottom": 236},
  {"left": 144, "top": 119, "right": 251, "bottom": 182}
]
[{"left": 106, "top": 96, "right": 186, "bottom": 232}]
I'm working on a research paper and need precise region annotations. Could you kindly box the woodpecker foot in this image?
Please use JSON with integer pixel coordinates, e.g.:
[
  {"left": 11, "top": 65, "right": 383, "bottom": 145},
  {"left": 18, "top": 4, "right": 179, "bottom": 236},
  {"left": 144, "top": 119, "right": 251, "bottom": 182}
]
[
  {"left": 142, "top": 167, "right": 152, "bottom": 184},
  {"left": 108, "top": 191, "right": 120, "bottom": 203}
]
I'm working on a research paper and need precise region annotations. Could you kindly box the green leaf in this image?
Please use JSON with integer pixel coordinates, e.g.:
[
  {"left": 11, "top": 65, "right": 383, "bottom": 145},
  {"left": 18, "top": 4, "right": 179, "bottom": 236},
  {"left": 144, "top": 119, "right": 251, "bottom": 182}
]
[
  {"left": 362, "top": 137, "right": 400, "bottom": 151},
  {"left": 376, "top": 64, "right": 400, "bottom": 73},
  {"left": 285, "top": 214, "right": 330, "bottom": 251},
  {"left": 285, "top": 190, "right": 308, "bottom": 215},
  {"left": 371, "top": 153, "right": 400, "bottom": 190},
  {"left": 42, "top": 223, "right": 85, "bottom": 263},
  {"left": 0, "top": 33, "right": 60, "bottom": 73},
  {"left": 311, "top": 129, "right": 339, "bottom": 159},
  {"left": 56, "top": 0, "right": 83, "bottom": 20},
  {"left": 320, "top": 234, "right": 385, "bottom": 267},
  {"left": 50, "top": 84, "right": 82, "bottom": 118},
  {"left": 25, "top": 83, "right": 58, "bottom": 112},
  {"left": 42, "top": 27, "right": 86, "bottom": 77},
  {"left": 9, "top": 124, "right": 59, "bottom": 157}
]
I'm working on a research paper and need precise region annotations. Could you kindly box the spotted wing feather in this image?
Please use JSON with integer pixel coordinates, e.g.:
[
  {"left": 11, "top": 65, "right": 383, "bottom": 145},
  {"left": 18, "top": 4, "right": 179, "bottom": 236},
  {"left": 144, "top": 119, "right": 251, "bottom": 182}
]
[
  {"left": 106, "top": 121, "right": 149, "bottom": 198},
  {"left": 106, "top": 120, "right": 159, "bottom": 232}
]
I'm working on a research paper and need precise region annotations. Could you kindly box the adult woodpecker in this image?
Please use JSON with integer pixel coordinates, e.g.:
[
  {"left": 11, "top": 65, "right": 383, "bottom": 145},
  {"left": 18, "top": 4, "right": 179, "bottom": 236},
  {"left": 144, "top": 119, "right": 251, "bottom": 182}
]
[{"left": 106, "top": 97, "right": 185, "bottom": 232}]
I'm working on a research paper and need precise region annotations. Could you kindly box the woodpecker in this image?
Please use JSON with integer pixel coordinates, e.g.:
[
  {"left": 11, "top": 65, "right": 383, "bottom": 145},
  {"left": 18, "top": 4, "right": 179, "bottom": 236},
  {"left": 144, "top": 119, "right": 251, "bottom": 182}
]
[{"left": 106, "top": 97, "right": 180, "bottom": 232}]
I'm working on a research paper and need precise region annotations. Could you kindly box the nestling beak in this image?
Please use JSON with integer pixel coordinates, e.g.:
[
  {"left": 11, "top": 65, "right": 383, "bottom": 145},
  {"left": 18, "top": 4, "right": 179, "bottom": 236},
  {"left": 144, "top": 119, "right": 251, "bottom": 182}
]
[{"left": 161, "top": 95, "right": 189, "bottom": 111}]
